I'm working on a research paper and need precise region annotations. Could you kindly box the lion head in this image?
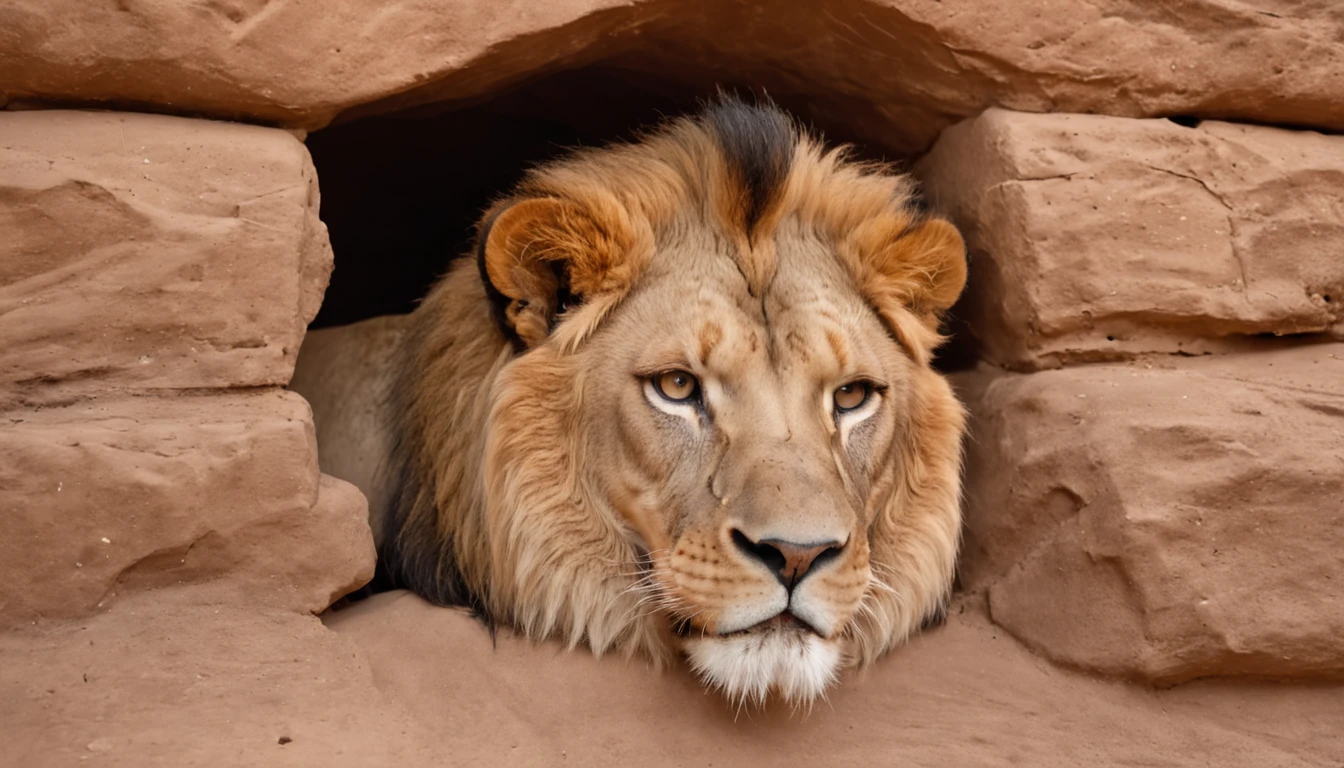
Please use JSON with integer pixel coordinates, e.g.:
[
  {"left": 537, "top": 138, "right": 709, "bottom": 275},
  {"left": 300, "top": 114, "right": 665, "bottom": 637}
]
[{"left": 380, "top": 96, "right": 967, "bottom": 706}]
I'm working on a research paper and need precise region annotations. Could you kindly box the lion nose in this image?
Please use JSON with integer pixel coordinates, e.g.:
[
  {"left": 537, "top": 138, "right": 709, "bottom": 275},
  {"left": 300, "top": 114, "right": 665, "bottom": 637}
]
[{"left": 731, "top": 530, "right": 845, "bottom": 589}]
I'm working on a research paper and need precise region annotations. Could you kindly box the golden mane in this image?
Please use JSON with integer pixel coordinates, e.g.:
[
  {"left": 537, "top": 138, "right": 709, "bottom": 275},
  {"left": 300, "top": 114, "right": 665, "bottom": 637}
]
[{"left": 375, "top": 96, "right": 967, "bottom": 675}]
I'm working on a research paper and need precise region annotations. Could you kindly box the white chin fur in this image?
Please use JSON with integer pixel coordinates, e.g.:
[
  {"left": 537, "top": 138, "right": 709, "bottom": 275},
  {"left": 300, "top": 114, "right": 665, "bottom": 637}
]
[{"left": 683, "top": 630, "right": 842, "bottom": 707}]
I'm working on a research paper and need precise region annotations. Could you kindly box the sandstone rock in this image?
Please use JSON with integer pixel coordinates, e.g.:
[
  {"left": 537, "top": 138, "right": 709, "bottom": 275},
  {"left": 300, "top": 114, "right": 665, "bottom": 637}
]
[
  {"left": 9, "top": 590, "right": 1339, "bottom": 765},
  {"left": 0, "top": 590, "right": 435, "bottom": 766},
  {"left": 319, "top": 590, "right": 1344, "bottom": 766},
  {"left": 0, "top": 110, "right": 331, "bottom": 407},
  {"left": 0, "top": 391, "right": 374, "bottom": 628},
  {"left": 955, "top": 344, "right": 1344, "bottom": 683},
  {"left": 919, "top": 109, "right": 1344, "bottom": 369},
  {"left": 2, "top": 2, "right": 1342, "bottom": 156}
]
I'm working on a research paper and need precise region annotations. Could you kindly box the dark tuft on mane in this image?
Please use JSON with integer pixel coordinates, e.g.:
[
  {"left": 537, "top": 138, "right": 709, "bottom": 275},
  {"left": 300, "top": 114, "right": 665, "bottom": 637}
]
[{"left": 702, "top": 92, "right": 797, "bottom": 235}]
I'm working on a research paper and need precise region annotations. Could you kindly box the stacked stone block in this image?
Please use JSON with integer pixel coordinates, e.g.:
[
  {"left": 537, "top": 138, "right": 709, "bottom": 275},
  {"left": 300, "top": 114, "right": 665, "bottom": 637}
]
[{"left": 918, "top": 110, "right": 1344, "bottom": 684}]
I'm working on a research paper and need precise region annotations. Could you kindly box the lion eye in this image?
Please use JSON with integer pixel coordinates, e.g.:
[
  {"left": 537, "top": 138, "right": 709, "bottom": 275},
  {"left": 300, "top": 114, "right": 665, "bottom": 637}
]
[
  {"left": 834, "top": 381, "right": 871, "bottom": 412},
  {"left": 653, "top": 370, "right": 700, "bottom": 403}
]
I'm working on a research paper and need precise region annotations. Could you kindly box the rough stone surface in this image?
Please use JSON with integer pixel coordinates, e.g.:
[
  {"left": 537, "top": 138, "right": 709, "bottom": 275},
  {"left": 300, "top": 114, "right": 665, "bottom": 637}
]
[
  {"left": 0, "top": 110, "right": 331, "bottom": 407},
  {"left": 919, "top": 109, "right": 1344, "bottom": 369},
  {"left": 0, "top": 391, "right": 374, "bottom": 629},
  {"left": 2, "top": 1, "right": 1342, "bottom": 155},
  {"left": 315, "top": 591, "right": 1342, "bottom": 767},
  {"left": 0, "top": 590, "right": 435, "bottom": 767},
  {"left": 10, "top": 591, "right": 1340, "bottom": 766},
  {"left": 954, "top": 344, "right": 1344, "bottom": 684}
]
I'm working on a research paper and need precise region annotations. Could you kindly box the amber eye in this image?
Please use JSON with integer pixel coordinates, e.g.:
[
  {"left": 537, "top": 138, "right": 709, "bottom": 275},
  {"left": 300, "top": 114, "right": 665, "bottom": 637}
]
[
  {"left": 653, "top": 370, "right": 700, "bottom": 403},
  {"left": 834, "top": 381, "right": 871, "bottom": 413}
]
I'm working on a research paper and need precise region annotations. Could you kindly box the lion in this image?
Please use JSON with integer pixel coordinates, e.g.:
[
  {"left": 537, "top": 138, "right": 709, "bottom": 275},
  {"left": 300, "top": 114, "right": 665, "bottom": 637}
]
[{"left": 291, "top": 95, "right": 968, "bottom": 706}]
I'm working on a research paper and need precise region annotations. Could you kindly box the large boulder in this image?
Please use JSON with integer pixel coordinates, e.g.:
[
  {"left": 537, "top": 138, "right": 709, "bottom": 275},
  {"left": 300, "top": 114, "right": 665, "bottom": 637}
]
[
  {"left": 2, "top": 1, "right": 1342, "bottom": 155},
  {"left": 0, "top": 391, "right": 374, "bottom": 628},
  {"left": 955, "top": 344, "right": 1344, "bottom": 684},
  {"left": 0, "top": 105, "right": 390, "bottom": 766},
  {"left": 0, "top": 110, "right": 330, "bottom": 408},
  {"left": 919, "top": 109, "right": 1344, "bottom": 369}
]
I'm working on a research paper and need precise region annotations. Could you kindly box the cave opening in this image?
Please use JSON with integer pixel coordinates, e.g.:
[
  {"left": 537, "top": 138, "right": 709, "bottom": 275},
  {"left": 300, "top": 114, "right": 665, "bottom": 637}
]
[{"left": 306, "top": 64, "right": 979, "bottom": 369}]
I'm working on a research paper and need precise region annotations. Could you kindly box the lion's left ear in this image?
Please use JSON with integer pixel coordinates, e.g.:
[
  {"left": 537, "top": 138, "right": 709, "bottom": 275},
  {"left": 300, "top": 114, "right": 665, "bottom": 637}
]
[
  {"left": 476, "top": 196, "right": 629, "bottom": 348},
  {"left": 849, "top": 217, "right": 968, "bottom": 366}
]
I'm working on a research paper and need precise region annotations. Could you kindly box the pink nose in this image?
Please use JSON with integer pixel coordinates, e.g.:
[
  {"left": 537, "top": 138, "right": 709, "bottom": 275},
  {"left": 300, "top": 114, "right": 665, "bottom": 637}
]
[{"left": 731, "top": 530, "right": 844, "bottom": 589}]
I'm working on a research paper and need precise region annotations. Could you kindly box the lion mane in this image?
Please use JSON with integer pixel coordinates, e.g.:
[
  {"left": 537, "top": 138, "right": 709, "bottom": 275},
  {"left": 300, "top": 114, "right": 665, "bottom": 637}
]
[{"left": 332, "top": 95, "right": 966, "bottom": 699}]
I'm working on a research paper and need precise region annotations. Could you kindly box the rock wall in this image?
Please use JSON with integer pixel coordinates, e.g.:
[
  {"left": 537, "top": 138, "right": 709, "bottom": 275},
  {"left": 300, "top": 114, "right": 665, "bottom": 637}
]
[
  {"left": 0, "top": 111, "right": 397, "bottom": 763},
  {"left": 917, "top": 110, "right": 1344, "bottom": 685},
  {"left": 3, "top": 2, "right": 1343, "bottom": 764},
  {"left": 0, "top": 110, "right": 371, "bottom": 613},
  {"left": 919, "top": 110, "right": 1344, "bottom": 370},
  {"left": 2, "top": 1, "right": 1342, "bottom": 156}
]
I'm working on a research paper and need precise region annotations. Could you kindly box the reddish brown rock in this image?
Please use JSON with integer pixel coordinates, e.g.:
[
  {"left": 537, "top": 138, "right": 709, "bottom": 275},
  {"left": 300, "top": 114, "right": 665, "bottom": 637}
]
[
  {"left": 0, "top": 110, "right": 331, "bottom": 407},
  {"left": 2, "top": 2, "right": 1342, "bottom": 155},
  {"left": 0, "top": 590, "right": 435, "bottom": 766},
  {"left": 955, "top": 344, "right": 1344, "bottom": 683},
  {"left": 919, "top": 109, "right": 1344, "bottom": 369},
  {"left": 8, "top": 590, "right": 1341, "bottom": 765},
  {"left": 0, "top": 391, "right": 374, "bottom": 628},
  {"left": 315, "top": 590, "right": 1343, "bottom": 766}
]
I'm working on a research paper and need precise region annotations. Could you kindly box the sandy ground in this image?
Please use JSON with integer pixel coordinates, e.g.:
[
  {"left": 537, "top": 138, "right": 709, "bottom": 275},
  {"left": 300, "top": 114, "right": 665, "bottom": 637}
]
[
  {"left": 325, "top": 591, "right": 1344, "bottom": 767},
  {"left": 4, "top": 586, "right": 1342, "bottom": 766},
  {"left": 0, "top": 589, "right": 435, "bottom": 767}
]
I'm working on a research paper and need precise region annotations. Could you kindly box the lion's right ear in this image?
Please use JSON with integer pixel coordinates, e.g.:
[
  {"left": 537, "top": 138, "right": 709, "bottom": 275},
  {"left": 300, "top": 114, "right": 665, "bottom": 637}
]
[{"left": 476, "top": 197, "right": 627, "bottom": 348}]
